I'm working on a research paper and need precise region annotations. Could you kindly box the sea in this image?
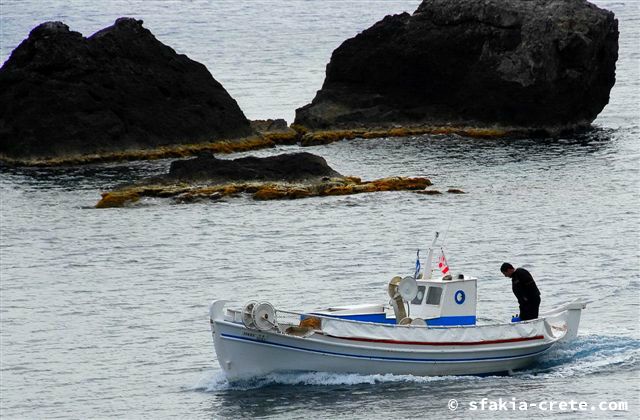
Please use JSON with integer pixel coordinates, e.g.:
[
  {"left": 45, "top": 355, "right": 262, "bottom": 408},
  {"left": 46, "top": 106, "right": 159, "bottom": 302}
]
[{"left": 0, "top": 0, "right": 638, "bottom": 418}]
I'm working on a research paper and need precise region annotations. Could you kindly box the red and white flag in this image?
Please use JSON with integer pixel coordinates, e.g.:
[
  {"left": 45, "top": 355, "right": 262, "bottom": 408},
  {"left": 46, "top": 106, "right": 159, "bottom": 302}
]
[{"left": 438, "top": 253, "right": 449, "bottom": 275}]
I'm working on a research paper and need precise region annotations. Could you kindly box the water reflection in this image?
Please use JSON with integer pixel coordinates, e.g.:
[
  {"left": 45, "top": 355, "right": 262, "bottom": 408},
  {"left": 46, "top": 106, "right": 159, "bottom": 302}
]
[
  {"left": 208, "top": 379, "right": 468, "bottom": 418},
  {"left": 0, "top": 125, "right": 622, "bottom": 193},
  {"left": 0, "top": 159, "right": 172, "bottom": 191}
]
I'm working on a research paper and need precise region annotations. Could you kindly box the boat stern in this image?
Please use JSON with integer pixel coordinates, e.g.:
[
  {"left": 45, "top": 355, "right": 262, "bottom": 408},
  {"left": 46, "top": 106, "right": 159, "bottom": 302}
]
[{"left": 541, "top": 300, "right": 587, "bottom": 342}]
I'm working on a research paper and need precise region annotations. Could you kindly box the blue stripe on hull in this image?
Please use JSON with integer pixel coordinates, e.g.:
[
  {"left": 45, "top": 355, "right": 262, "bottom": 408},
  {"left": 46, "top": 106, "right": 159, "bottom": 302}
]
[{"left": 220, "top": 332, "right": 551, "bottom": 363}]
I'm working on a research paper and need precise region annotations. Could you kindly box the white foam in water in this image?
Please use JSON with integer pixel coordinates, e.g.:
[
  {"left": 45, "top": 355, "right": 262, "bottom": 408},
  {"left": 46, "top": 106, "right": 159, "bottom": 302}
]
[
  {"left": 193, "top": 370, "right": 488, "bottom": 392},
  {"left": 515, "top": 334, "right": 640, "bottom": 379},
  {"left": 255, "top": 371, "right": 463, "bottom": 386},
  {"left": 192, "top": 370, "right": 231, "bottom": 392}
]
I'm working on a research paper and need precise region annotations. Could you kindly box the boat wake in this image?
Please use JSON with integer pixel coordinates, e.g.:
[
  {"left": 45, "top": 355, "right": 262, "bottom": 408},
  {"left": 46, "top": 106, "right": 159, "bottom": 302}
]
[
  {"left": 193, "top": 334, "right": 639, "bottom": 392},
  {"left": 514, "top": 333, "right": 640, "bottom": 378},
  {"left": 193, "top": 369, "right": 467, "bottom": 392}
]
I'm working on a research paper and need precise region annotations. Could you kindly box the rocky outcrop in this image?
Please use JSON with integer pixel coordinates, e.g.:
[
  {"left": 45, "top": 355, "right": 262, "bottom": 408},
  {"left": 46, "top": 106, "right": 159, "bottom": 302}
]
[
  {"left": 295, "top": 0, "right": 618, "bottom": 133},
  {"left": 0, "top": 18, "right": 253, "bottom": 160},
  {"left": 167, "top": 152, "right": 341, "bottom": 182},
  {"left": 95, "top": 152, "right": 432, "bottom": 207},
  {"left": 250, "top": 119, "right": 289, "bottom": 133},
  {"left": 250, "top": 119, "right": 299, "bottom": 145}
]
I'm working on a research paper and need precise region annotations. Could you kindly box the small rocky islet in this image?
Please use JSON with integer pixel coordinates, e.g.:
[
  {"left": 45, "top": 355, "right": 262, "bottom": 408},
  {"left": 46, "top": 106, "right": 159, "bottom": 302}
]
[
  {"left": 0, "top": 0, "right": 618, "bottom": 206},
  {"left": 95, "top": 152, "right": 436, "bottom": 208}
]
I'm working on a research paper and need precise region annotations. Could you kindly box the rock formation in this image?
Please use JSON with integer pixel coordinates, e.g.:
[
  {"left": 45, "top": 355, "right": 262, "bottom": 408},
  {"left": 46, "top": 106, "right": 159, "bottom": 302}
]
[
  {"left": 295, "top": 0, "right": 618, "bottom": 133},
  {"left": 167, "top": 152, "right": 341, "bottom": 182},
  {"left": 0, "top": 18, "right": 253, "bottom": 160},
  {"left": 95, "top": 152, "right": 432, "bottom": 207},
  {"left": 250, "top": 119, "right": 299, "bottom": 145}
]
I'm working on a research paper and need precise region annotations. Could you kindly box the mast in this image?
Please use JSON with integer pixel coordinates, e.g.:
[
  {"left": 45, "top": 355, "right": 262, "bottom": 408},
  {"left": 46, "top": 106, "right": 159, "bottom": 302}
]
[{"left": 424, "top": 232, "right": 439, "bottom": 279}]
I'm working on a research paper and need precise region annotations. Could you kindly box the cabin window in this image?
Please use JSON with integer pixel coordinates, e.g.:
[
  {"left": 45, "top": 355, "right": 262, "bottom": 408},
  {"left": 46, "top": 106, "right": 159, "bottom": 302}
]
[
  {"left": 425, "top": 286, "right": 443, "bottom": 305},
  {"left": 411, "top": 286, "right": 426, "bottom": 304}
]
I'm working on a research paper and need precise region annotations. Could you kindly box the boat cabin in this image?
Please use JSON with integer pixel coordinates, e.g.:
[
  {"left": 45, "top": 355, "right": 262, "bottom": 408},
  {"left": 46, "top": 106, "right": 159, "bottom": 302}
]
[
  {"left": 408, "top": 275, "right": 477, "bottom": 325},
  {"left": 310, "top": 274, "right": 477, "bottom": 326},
  {"left": 310, "top": 238, "right": 478, "bottom": 326}
]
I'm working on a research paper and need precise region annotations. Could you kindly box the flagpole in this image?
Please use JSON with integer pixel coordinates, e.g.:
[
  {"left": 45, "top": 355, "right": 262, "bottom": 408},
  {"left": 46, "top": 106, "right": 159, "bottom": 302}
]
[{"left": 439, "top": 247, "right": 450, "bottom": 276}]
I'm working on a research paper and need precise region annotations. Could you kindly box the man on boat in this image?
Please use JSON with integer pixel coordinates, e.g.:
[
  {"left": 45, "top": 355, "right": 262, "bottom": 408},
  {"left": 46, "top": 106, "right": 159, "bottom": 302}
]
[{"left": 500, "top": 263, "right": 541, "bottom": 321}]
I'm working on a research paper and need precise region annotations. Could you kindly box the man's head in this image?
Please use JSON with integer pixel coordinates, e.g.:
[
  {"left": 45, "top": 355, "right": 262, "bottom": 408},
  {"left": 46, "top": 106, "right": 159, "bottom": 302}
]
[{"left": 501, "top": 262, "right": 515, "bottom": 278}]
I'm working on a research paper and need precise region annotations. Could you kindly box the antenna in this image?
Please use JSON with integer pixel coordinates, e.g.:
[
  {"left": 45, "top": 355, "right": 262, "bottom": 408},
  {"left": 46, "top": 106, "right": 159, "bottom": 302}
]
[{"left": 441, "top": 217, "right": 453, "bottom": 247}]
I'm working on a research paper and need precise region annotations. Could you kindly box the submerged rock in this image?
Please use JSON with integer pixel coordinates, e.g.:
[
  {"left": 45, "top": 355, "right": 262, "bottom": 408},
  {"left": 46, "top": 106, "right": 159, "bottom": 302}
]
[
  {"left": 0, "top": 18, "right": 253, "bottom": 160},
  {"left": 295, "top": 0, "right": 618, "bottom": 133},
  {"left": 95, "top": 152, "right": 432, "bottom": 207}
]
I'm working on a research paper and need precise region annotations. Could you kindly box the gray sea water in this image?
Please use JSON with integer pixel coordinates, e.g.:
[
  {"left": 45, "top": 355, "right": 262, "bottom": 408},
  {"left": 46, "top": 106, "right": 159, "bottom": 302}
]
[{"left": 1, "top": 0, "right": 639, "bottom": 418}]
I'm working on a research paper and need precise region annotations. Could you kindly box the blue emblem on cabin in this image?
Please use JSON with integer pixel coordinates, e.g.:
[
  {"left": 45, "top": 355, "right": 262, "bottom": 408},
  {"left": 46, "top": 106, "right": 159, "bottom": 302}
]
[{"left": 454, "top": 290, "right": 465, "bottom": 305}]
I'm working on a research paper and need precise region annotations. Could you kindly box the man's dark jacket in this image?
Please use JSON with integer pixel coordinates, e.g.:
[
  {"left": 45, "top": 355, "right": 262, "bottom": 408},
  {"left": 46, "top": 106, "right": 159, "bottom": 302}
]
[{"left": 511, "top": 267, "right": 540, "bottom": 306}]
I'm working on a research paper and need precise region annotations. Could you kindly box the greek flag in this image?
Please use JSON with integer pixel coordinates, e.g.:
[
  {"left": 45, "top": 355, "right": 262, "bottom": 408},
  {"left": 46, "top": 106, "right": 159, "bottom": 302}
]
[{"left": 414, "top": 250, "right": 421, "bottom": 279}]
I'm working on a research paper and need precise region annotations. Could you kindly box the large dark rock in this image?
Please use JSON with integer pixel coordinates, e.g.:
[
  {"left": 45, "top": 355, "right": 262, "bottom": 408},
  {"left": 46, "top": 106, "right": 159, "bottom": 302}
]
[
  {"left": 295, "top": 0, "right": 618, "bottom": 132},
  {"left": 168, "top": 152, "right": 342, "bottom": 182},
  {"left": 0, "top": 18, "right": 253, "bottom": 159}
]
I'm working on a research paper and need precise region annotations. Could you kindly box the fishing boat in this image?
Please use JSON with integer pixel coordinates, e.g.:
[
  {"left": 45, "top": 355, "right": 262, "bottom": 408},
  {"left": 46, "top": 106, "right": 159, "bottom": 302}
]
[{"left": 208, "top": 234, "right": 586, "bottom": 381}]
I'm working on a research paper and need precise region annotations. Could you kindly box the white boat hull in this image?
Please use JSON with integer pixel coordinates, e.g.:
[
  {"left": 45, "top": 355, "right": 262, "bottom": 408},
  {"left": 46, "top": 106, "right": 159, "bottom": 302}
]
[
  {"left": 209, "top": 300, "right": 584, "bottom": 381},
  {"left": 213, "top": 320, "right": 552, "bottom": 379}
]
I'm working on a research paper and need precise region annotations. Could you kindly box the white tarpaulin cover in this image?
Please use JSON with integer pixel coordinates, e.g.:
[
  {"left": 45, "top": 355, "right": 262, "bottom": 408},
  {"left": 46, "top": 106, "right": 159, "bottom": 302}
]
[{"left": 320, "top": 316, "right": 564, "bottom": 343}]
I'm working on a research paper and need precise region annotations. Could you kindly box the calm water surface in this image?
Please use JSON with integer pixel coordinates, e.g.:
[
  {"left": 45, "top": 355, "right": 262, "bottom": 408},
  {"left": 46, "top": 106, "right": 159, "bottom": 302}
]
[{"left": 1, "top": 1, "right": 639, "bottom": 419}]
